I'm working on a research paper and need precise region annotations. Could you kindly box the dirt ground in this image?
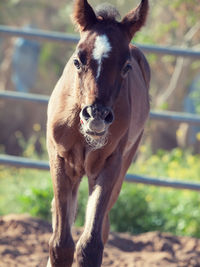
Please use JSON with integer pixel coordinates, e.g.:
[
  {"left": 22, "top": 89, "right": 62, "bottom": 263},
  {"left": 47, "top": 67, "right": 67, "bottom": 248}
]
[{"left": 0, "top": 214, "right": 200, "bottom": 267}]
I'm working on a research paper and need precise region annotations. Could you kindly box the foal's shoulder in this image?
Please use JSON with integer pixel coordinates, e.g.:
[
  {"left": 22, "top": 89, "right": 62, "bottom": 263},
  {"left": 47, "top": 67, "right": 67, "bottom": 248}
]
[{"left": 129, "top": 44, "right": 151, "bottom": 89}]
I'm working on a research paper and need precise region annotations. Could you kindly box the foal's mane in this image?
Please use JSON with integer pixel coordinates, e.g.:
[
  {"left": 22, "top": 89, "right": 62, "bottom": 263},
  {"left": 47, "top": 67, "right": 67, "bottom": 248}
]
[{"left": 95, "top": 3, "right": 121, "bottom": 22}]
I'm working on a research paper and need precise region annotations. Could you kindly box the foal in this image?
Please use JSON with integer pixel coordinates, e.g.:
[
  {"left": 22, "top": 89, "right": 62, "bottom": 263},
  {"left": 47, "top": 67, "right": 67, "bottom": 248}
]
[{"left": 47, "top": 0, "right": 150, "bottom": 266}]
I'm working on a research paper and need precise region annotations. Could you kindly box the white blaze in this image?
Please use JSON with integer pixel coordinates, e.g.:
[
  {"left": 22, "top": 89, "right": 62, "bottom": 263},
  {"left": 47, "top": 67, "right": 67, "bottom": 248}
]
[{"left": 93, "top": 35, "right": 112, "bottom": 80}]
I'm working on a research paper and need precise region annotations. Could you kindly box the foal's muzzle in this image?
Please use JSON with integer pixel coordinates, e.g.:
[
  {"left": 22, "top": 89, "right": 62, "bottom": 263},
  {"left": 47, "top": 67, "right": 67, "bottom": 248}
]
[{"left": 80, "top": 104, "right": 114, "bottom": 136}]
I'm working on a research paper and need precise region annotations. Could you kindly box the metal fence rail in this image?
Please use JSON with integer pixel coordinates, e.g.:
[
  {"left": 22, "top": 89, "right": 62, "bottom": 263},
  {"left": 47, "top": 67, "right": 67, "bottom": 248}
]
[
  {"left": 0, "top": 25, "right": 79, "bottom": 44},
  {"left": 0, "top": 90, "right": 49, "bottom": 104},
  {"left": 126, "top": 174, "right": 200, "bottom": 192},
  {"left": 1, "top": 154, "right": 200, "bottom": 192},
  {"left": 1, "top": 90, "right": 200, "bottom": 124},
  {"left": 1, "top": 25, "right": 200, "bottom": 58},
  {"left": 0, "top": 154, "right": 49, "bottom": 170},
  {"left": 150, "top": 110, "right": 200, "bottom": 124}
]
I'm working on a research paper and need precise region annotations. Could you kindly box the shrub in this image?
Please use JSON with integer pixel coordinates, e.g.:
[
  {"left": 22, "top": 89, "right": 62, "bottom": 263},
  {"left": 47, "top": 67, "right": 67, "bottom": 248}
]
[{"left": 19, "top": 186, "right": 53, "bottom": 221}]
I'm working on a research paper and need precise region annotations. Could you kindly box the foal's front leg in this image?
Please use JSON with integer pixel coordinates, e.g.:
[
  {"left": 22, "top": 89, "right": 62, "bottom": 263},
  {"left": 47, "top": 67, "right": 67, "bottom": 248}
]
[
  {"left": 76, "top": 153, "right": 122, "bottom": 267},
  {"left": 48, "top": 154, "right": 80, "bottom": 267}
]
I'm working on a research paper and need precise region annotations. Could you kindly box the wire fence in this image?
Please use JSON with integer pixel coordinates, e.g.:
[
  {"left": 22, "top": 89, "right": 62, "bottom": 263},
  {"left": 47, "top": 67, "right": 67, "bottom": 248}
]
[{"left": 0, "top": 25, "right": 200, "bottom": 191}]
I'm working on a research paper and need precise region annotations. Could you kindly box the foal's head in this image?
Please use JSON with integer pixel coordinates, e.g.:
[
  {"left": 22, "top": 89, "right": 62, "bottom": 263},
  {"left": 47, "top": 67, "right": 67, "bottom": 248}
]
[{"left": 72, "top": 0, "right": 148, "bottom": 149}]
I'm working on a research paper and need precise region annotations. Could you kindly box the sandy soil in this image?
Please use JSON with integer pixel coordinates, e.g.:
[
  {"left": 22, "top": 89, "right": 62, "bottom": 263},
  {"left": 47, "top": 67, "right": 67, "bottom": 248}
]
[{"left": 0, "top": 214, "right": 200, "bottom": 267}]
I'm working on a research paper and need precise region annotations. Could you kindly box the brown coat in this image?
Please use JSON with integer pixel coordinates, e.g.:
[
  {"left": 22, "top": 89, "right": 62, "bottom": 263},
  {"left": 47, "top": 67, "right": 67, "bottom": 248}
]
[{"left": 46, "top": 1, "right": 150, "bottom": 266}]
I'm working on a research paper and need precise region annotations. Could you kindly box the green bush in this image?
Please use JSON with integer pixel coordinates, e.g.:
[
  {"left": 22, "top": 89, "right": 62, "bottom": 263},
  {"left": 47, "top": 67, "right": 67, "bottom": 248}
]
[
  {"left": 110, "top": 184, "right": 153, "bottom": 234},
  {"left": 19, "top": 186, "right": 53, "bottom": 221},
  {"left": 0, "top": 167, "right": 51, "bottom": 217},
  {"left": 111, "top": 183, "right": 200, "bottom": 237},
  {"left": 133, "top": 147, "right": 200, "bottom": 182}
]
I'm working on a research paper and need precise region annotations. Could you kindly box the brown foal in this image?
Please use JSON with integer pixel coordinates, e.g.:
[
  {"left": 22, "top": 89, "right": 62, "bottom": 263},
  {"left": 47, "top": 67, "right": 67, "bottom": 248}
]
[{"left": 46, "top": 0, "right": 150, "bottom": 266}]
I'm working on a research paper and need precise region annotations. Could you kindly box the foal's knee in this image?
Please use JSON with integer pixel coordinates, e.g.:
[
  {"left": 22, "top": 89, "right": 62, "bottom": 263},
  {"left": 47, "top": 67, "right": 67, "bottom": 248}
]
[
  {"left": 76, "top": 234, "right": 104, "bottom": 267},
  {"left": 49, "top": 234, "right": 75, "bottom": 267}
]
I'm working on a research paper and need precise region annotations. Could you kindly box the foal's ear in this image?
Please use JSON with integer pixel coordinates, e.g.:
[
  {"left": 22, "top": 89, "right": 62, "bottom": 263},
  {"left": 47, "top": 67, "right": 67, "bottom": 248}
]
[
  {"left": 121, "top": 0, "right": 149, "bottom": 41},
  {"left": 72, "top": 0, "right": 97, "bottom": 31}
]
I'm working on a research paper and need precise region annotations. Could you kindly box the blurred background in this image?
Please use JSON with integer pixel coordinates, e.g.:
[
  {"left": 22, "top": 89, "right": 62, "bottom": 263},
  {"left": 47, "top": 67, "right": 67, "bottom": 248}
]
[{"left": 0, "top": 0, "right": 200, "bottom": 238}]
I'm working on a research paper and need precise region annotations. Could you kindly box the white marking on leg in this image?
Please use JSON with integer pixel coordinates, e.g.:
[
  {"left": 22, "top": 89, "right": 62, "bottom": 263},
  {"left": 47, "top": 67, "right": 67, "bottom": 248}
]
[
  {"left": 85, "top": 185, "right": 102, "bottom": 232},
  {"left": 93, "top": 35, "right": 112, "bottom": 80}
]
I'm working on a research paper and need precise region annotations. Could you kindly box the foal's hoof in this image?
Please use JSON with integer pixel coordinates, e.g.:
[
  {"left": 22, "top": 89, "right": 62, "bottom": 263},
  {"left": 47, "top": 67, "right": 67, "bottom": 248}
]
[
  {"left": 49, "top": 235, "right": 75, "bottom": 267},
  {"left": 76, "top": 235, "right": 104, "bottom": 267}
]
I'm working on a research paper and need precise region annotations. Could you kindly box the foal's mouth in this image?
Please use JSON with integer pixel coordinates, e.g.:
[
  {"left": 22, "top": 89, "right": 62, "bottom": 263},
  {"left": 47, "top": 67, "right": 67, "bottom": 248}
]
[
  {"left": 86, "top": 130, "right": 106, "bottom": 137},
  {"left": 80, "top": 125, "right": 108, "bottom": 149}
]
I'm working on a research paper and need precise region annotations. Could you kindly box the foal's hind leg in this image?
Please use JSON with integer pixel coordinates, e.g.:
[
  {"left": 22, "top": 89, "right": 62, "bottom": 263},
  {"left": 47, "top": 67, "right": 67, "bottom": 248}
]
[{"left": 47, "top": 153, "right": 80, "bottom": 267}]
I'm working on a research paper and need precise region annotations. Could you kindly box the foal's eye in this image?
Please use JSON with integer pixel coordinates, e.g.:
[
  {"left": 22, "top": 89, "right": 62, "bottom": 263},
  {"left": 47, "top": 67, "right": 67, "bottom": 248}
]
[
  {"left": 122, "top": 64, "right": 132, "bottom": 76},
  {"left": 73, "top": 59, "right": 81, "bottom": 70}
]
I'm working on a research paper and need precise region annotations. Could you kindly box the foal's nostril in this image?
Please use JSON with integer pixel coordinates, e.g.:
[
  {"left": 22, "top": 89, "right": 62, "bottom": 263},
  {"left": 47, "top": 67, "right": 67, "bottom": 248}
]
[
  {"left": 82, "top": 106, "right": 91, "bottom": 120},
  {"left": 81, "top": 105, "right": 114, "bottom": 124},
  {"left": 104, "top": 109, "right": 114, "bottom": 124}
]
